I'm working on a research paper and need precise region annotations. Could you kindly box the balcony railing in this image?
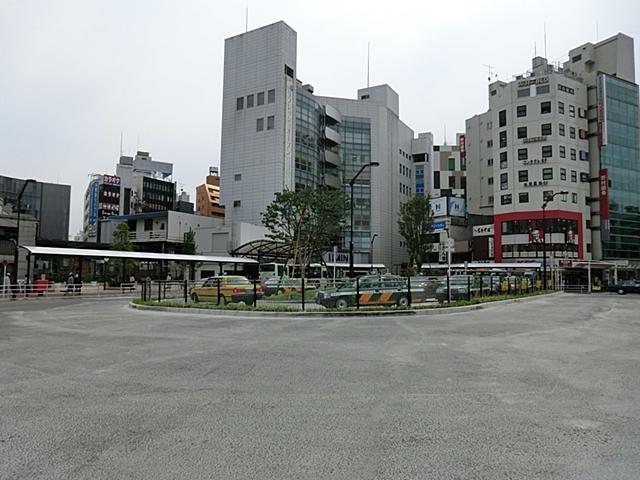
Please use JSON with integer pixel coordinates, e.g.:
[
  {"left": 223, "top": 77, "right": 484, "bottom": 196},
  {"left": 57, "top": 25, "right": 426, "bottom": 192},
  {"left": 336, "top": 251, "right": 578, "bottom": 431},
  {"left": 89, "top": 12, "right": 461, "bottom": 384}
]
[{"left": 127, "top": 231, "right": 185, "bottom": 243}]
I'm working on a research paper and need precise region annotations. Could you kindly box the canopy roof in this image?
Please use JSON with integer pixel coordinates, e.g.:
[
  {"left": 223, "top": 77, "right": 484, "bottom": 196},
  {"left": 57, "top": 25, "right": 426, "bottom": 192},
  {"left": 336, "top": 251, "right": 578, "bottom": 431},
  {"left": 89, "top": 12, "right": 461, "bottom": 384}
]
[{"left": 20, "top": 245, "right": 257, "bottom": 264}]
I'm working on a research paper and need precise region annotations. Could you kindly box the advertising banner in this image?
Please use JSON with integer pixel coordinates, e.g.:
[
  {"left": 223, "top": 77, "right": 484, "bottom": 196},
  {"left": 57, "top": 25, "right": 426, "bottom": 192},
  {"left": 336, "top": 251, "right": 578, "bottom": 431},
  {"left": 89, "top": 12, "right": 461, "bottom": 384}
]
[
  {"left": 447, "top": 197, "right": 466, "bottom": 217},
  {"left": 429, "top": 197, "right": 447, "bottom": 217},
  {"left": 597, "top": 74, "right": 608, "bottom": 147},
  {"left": 599, "top": 169, "right": 610, "bottom": 241}
]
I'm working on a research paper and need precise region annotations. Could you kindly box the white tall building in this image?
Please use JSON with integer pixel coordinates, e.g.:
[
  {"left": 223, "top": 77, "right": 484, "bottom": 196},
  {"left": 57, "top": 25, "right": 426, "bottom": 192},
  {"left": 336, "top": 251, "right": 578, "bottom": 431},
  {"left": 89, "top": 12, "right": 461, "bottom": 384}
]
[{"left": 219, "top": 21, "right": 426, "bottom": 270}]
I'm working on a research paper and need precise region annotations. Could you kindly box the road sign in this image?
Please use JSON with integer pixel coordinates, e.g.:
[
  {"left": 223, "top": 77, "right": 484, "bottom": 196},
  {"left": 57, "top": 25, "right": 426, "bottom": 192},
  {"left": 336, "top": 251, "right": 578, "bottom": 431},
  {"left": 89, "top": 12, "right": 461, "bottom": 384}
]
[
  {"left": 446, "top": 238, "right": 455, "bottom": 248},
  {"left": 1, "top": 260, "right": 8, "bottom": 267}
]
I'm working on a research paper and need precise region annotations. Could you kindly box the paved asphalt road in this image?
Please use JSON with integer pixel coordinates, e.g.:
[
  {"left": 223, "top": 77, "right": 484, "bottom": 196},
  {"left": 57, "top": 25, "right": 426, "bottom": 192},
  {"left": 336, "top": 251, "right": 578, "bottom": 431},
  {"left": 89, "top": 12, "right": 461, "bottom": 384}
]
[{"left": 1, "top": 294, "right": 639, "bottom": 479}]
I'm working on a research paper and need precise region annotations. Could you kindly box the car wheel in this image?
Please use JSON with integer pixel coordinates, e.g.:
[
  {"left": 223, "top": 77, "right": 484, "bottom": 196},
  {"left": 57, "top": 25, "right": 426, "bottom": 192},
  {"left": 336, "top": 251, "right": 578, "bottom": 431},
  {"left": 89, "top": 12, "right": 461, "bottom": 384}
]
[
  {"left": 191, "top": 293, "right": 199, "bottom": 303},
  {"left": 277, "top": 288, "right": 285, "bottom": 295},
  {"left": 617, "top": 288, "right": 626, "bottom": 295},
  {"left": 397, "top": 296, "right": 409, "bottom": 308},
  {"left": 335, "top": 297, "right": 350, "bottom": 309}
]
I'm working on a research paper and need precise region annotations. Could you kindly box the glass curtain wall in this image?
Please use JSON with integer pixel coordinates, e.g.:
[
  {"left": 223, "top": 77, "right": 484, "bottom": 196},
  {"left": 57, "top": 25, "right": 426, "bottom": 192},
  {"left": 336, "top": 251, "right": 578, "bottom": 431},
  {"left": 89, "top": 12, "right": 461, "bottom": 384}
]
[
  {"left": 600, "top": 74, "right": 640, "bottom": 259},
  {"left": 295, "top": 89, "right": 323, "bottom": 189},
  {"left": 340, "top": 117, "right": 372, "bottom": 252}
]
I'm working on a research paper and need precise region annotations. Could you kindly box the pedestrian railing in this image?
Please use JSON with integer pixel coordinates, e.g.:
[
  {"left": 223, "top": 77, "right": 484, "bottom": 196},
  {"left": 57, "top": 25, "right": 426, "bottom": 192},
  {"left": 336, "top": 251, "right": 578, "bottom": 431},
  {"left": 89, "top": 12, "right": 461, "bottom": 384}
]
[{"left": 0, "top": 281, "right": 142, "bottom": 300}]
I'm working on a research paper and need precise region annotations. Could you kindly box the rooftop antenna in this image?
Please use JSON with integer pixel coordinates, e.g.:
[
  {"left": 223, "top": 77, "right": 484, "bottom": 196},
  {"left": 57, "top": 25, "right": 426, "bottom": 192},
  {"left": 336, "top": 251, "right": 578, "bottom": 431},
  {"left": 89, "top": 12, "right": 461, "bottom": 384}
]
[
  {"left": 245, "top": 6, "right": 248, "bottom": 33},
  {"left": 443, "top": 125, "right": 448, "bottom": 146},
  {"left": 544, "top": 23, "right": 547, "bottom": 59},
  {"left": 367, "top": 42, "right": 370, "bottom": 88},
  {"left": 482, "top": 64, "right": 495, "bottom": 82}
]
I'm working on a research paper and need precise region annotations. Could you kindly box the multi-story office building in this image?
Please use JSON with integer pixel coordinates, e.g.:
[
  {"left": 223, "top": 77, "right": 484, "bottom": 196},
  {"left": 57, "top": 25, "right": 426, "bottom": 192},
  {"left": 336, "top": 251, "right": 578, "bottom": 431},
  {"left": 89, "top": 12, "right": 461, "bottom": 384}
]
[
  {"left": 432, "top": 134, "right": 467, "bottom": 199},
  {"left": 83, "top": 174, "right": 121, "bottom": 241},
  {"left": 562, "top": 34, "right": 640, "bottom": 261},
  {"left": 0, "top": 175, "right": 71, "bottom": 242},
  {"left": 220, "top": 21, "right": 423, "bottom": 270},
  {"left": 83, "top": 151, "right": 177, "bottom": 242},
  {"left": 411, "top": 132, "right": 433, "bottom": 198},
  {"left": 466, "top": 56, "right": 594, "bottom": 263},
  {"left": 467, "top": 33, "right": 639, "bottom": 266},
  {"left": 195, "top": 167, "right": 225, "bottom": 218}
]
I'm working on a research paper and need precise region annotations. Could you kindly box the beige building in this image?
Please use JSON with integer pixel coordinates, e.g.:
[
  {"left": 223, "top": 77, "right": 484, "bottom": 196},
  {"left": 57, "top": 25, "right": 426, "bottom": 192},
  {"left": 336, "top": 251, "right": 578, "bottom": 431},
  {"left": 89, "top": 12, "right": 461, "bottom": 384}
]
[{"left": 195, "top": 167, "right": 225, "bottom": 219}]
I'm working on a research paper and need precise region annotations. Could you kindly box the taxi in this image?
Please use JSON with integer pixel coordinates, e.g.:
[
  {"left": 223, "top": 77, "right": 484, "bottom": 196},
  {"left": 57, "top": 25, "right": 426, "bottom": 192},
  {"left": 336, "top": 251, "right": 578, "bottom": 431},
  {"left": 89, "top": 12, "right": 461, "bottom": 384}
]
[
  {"left": 315, "top": 274, "right": 424, "bottom": 309},
  {"left": 190, "top": 275, "right": 263, "bottom": 304}
]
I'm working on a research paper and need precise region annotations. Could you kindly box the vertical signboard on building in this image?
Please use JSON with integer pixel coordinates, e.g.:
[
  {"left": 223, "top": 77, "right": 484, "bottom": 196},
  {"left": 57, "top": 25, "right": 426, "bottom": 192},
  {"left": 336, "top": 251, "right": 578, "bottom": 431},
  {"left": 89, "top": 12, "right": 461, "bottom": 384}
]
[
  {"left": 459, "top": 134, "right": 466, "bottom": 170},
  {"left": 283, "top": 75, "right": 296, "bottom": 189},
  {"left": 597, "top": 74, "right": 608, "bottom": 147},
  {"left": 599, "top": 169, "right": 610, "bottom": 241}
]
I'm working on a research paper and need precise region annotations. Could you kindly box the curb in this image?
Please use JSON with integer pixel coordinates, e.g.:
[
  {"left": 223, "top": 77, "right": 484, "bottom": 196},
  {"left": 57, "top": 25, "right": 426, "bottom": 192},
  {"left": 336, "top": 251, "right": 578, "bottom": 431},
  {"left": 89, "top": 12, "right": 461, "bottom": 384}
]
[{"left": 130, "top": 291, "right": 561, "bottom": 318}]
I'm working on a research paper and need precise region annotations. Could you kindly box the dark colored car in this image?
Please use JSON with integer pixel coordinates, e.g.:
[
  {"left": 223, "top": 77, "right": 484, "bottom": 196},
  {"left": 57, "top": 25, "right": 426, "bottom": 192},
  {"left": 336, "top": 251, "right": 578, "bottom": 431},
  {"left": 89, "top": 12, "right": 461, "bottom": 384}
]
[
  {"left": 607, "top": 280, "right": 640, "bottom": 295},
  {"left": 316, "top": 274, "right": 424, "bottom": 309}
]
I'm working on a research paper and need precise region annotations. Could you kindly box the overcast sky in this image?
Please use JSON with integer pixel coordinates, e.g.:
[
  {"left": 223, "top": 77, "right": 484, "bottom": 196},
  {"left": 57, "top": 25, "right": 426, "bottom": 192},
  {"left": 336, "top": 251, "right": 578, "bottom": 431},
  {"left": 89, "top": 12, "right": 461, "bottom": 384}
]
[{"left": 2, "top": 0, "right": 639, "bottom": 236}]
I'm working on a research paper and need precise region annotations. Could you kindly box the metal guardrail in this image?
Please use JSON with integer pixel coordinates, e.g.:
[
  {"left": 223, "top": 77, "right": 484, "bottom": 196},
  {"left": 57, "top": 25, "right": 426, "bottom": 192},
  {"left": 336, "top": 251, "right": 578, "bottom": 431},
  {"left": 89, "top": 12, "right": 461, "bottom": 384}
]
[{"left": 0, "top": 281, "right": 140, "bottom": 300}]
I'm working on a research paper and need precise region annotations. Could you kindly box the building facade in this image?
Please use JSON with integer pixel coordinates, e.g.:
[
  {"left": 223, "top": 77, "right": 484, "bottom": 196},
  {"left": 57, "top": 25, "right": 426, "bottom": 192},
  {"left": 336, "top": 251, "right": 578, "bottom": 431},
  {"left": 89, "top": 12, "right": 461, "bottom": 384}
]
[
  {"left": 466, "top": 33, "right": 640, "bottom": 265},
  {"left": 0, "top": 175, "right": 71, "bottom": 242},
  {"left": 219, "top": 21, "right": 429, "bottom": 270},
  {"left": 195, "top": 167, "right": 225, "bottom": 218}
]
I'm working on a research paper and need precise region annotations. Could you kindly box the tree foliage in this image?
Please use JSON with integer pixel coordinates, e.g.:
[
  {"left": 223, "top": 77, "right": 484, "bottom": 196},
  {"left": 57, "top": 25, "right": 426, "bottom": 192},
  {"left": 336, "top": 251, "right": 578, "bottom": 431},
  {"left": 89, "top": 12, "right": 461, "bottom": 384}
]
[
  {"left": 262, "top": 187, "right": 348, "bottom": 277},
  {"left": 110, "top": 223, "right": 136, "bottom": 284},
  {"left": 398, "top": 195, "right": 434, "bottom": 275}
]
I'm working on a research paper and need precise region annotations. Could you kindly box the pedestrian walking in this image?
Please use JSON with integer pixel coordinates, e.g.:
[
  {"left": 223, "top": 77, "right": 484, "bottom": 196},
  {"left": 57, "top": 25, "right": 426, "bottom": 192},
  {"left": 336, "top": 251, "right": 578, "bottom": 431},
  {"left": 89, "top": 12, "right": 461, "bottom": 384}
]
[
  {"left": 74, "top": 274, "right": 81, "bottom": 295},
  {"left": 66, "top": 272, "right": 75, "bottom": 295}
]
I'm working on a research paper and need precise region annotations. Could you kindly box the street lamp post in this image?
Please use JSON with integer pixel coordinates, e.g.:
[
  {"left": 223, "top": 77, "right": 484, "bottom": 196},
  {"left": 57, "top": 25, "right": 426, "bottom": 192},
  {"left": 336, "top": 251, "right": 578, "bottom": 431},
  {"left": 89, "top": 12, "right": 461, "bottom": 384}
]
[
  {"left": 370, "top": 234, "right": 378, "bottom": 273},
  {"left": 349, "top": 162, "right": 379, "bottom": 278},
  {"left": 541, "top": 190, "right": 568, "bottom": 290},
  {"left": 13, "top": 179, "right": 36, "bottom": 279}
]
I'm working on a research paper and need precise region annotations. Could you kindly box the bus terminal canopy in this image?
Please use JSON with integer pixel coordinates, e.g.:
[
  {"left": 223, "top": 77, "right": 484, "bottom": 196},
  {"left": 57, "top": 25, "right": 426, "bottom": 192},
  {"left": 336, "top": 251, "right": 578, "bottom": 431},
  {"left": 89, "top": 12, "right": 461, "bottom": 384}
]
[{"left": 19, "top": 245, "right": 258, "bottom": 265}]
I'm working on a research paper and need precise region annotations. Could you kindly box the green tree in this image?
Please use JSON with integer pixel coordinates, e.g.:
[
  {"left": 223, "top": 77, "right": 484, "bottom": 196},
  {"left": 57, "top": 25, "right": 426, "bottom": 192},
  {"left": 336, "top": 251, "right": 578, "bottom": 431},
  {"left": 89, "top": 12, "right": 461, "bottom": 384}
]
[
  {"left": 110, "top": 223, "right": 136, "bottom": 284},
  {"left": 262, "top": 187, "right": 348, "bottom": 277},
  {"left": 181, "top": 228, "right": 200, "bottom": 280},
  {"left": 398, "top": 195, "right": 434, "bottom": 275}
]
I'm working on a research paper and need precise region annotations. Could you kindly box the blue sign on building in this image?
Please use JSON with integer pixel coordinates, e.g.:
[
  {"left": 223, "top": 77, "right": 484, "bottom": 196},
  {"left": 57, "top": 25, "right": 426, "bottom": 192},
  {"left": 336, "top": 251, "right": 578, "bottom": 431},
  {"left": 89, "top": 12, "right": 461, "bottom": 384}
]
[{"left": 432, "top": 221, "right": 447, "bottom": 233}]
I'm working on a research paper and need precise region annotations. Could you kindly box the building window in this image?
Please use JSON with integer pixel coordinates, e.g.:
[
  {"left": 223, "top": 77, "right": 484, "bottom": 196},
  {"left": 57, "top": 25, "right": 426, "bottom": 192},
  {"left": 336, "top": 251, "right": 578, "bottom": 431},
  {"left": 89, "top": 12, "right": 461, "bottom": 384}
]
[
  {"left": 572, "top": 54, "right": 582, "bottom": 63},
  {"left": 246, "top": 94, "right": 254, "bottom": 108},
  {"left": 233, "top": 200, "right": 241, "bottom": 208},
  {"left": 487, "top": 158, "right": 494, "bottom": 166},
  {"left": 518, "top": 148, "right": 528, "bottom": 160},
  {"left": 517, "top": 88, "right": 530, "bottom": 98},
  {"left": 500, "top": 173, "right": 508, "bottom": 190},
  {"left": 284, "top": 64, "right": 294, "bottom": 77},
  {"left": 559, "top": 123, "right": 565, "bottom": 136},
  {"left": 487, "top": 121, "right": 493, "bottom": 130},
  {"left": 569, "top": 126, "right": 576, "bottom": 139},
  {"left": 267, "top": 89, "right": 275, "bottom": 103},
  {"left": 487, "top": 139, "right": 493, "bottom": 148},
  {"left": 541, "top": 123, "right": 552, "bottom": 136},
  {"left": 498, "top": 110, "right": 507, "bottom": 127},
  {"left": 560, "top": 168, "right": 567, "bottom": 181},
  {"left": 256, "top": 118, "right": 264, "bottom": 131},
  {"left": 236, "top": 97, "right": 244, "bottom": 110},
  {"left": 500, "top": 151, "right": 508, "bottom": 169},
  {"left": 144, "top": 219, "right": 153, "bottom": 231},
  {"left": 536, "top": 84, "right": 550, "bottom": 95},
  {"left": 234, "top": 174, "right": 242, "bottom": 181},
  {"left": 501, "top": 194, "right": 512, "bottom": 205},
  {"left": 488, "top": 176, "right": 494, "bottom": 185},
  {"left": 448, "top": 157, "right": 455, "bottom": 171},
  {"left": 578, "top": 107, "right": 587, "bottom": 119},
  {"left": 267, "top": 115, "right": 275, "bottom": 130},
  {"left": 542, "top": 145, "right": 553, "bottom": 158},
  {"left": 499, "top": 130, "right": 507, "bottom": 148},
  {"left": 518, "top": 170, "right": 528, "bottom": 182},
  {"left": 559, "top": 145, "right": 566, "bottom": 158},
  {"left": 572, "top": 193, "right": 578, "bottom": 203},
  {"left": 517, "top": 126, "right": 527, "bottom": 139},
  {"left": 449, "top": 176, "right": 456, "bottom": 188},
  {"left": 579, "top": 150, "right": 589, "bottom": 161},
  {"left": 542, "top": 168, "right": 553, "bottom": 180},
  {"left": 516, "top": 105, "right": 527, "bottom": 117},
  {"left": 571, "top": 170, "right": 577, "bottom": 182},
  {"left": 543, "top": 190, "right": 554, "bottom": 202},
  {"left": 570, "top": 148, "right": 576, "bottom": 161},
  {"left": 257, "top": 91, "right": 265, "bottom": 105},
  {"left": 519, "top": 192, "right": 529, "bottom": 203},
  {"left": 540, "top": 101, "right": 551, "bottom": 114},
  {"left": 569, "top": 105, "right": 575, "bottom": 117},
  {"left": 433, "top": 171, "right": 440, "bottom": 189},
  {"left": 558, "top": 101, "right": 565, "bottom": 114}
]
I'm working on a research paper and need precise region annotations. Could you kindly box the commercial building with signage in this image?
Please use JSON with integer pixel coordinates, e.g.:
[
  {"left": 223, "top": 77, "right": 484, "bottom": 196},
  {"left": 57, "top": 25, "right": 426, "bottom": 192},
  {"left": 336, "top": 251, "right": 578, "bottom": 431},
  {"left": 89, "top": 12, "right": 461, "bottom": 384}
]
[
  {"left": 465, "top": 34, "right": 640, "bottom": 267},
  {"left": 220, "top": 21, "right": 432, "bottom": 271}
]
